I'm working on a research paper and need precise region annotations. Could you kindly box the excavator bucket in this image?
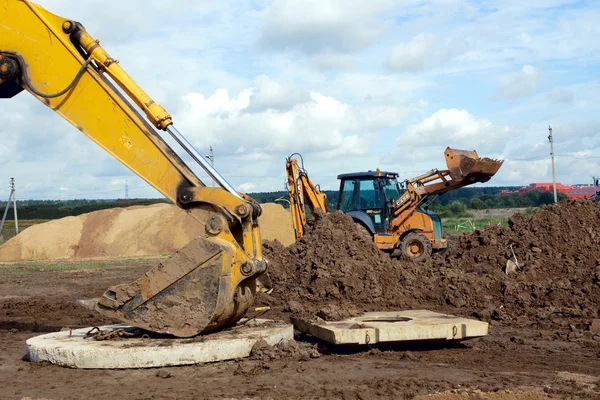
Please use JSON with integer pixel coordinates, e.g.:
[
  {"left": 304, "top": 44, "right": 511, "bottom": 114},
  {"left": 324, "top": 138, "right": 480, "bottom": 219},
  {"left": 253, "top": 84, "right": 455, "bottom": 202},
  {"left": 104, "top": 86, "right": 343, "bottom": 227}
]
[
  {"left": 88, "top": 210, "right": 267, "bottom": 338},
  {"left": 444, "top": 147, "right": 504, "bottom": 183}
]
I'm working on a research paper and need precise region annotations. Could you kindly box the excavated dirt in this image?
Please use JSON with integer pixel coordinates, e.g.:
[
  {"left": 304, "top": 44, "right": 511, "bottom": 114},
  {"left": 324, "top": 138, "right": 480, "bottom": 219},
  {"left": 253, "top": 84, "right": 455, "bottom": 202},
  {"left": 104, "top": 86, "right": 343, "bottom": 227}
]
[
  {"left": 0, "top": 202, "right": 294, "bottom": 261},
  {"left": 250, "top": 338, "right": 320, "bottom": 362},
  {"left": 260, "top": 200, "right": 600, "bottom": 332},
  {"left": 1, "top": 261, "right": 599, "bottom": 399}
]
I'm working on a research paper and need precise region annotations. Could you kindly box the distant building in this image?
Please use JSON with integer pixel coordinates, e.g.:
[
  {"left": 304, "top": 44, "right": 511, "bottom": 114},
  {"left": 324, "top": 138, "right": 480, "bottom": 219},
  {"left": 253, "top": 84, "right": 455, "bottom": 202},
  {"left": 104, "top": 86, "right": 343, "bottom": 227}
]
[{"left": 500, "top": 182, "right": 597, "bottom": 198}]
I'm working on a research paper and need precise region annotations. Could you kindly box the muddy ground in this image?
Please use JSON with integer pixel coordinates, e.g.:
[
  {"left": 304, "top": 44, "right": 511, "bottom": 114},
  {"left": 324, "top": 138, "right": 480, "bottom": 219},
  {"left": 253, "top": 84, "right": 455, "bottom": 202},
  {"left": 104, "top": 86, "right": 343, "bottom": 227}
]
[{"left": 1, "top": 260, "right": 599, "bottom": 399}]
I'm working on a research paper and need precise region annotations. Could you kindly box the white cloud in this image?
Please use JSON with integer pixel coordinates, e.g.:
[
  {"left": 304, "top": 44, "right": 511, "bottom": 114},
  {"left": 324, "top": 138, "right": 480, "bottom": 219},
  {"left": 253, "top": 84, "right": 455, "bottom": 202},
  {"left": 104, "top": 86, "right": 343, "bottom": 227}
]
[
  {"left": 386, "top": 33, "right": 436, "bottom": 72},
  {"left": 399, "top": 108, "right": 513, "bottom": 151},
  {"left": 246, "top": 75, "right": 311, "bottom": 113},
  {"left": 238, "top": 182, "right": 256, "bottom": 192},
  {"left": 309, "top": 53, "right": 355, "bottom": 70},
  {"left": 497, "top": 65, "right": 540, "bottom": 99},
  {"left": 546, "top": 87, "right": 574, "bottom": 105},
  {"left": 174, "top": 82, "right": 401, "bottom": 160},
  {"left": 258, "top": 0, "right": 394, "bottom": 55}
]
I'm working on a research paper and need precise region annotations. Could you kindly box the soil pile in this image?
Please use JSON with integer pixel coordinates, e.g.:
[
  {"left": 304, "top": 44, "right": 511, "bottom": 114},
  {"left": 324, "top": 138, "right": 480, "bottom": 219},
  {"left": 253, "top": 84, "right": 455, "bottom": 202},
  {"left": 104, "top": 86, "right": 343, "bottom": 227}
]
[
  {"left": 0, "top": 202, "right": 294, "bottom": 261},
  {"left": 261, "top": 210, "right": 406, "bottom": 320},
  {"left": 425, "top": 198, "right": 600, "bottom": 326},
  {"left": 261, "top": 200, "right": 600, "bottom": 328}
]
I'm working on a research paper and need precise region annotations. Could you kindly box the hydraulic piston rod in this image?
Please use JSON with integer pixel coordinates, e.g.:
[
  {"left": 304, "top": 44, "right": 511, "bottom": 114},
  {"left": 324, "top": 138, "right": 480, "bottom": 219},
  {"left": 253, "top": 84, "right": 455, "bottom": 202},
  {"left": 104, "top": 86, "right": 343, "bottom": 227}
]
[{"left": 166, "top": 125, "right": 242, "bottom": 200}]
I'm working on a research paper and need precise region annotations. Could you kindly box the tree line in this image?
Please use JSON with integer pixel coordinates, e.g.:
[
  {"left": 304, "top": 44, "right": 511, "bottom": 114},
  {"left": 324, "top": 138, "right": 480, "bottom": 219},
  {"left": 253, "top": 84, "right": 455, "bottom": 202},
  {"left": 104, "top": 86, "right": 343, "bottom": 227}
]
[
  {"left": 0, "top": 187, "right": 567, "bottom": 220},
  {"left": 0, "top": 199, "right": 169, "bottom": 220}
]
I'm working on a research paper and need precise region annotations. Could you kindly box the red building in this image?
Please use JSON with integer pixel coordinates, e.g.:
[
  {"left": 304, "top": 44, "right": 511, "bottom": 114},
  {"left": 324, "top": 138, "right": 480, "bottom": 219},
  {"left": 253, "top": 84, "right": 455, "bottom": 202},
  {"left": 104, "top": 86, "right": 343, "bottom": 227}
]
[{"left": 500, "top": 182, "right": 597, "bottom": 198}]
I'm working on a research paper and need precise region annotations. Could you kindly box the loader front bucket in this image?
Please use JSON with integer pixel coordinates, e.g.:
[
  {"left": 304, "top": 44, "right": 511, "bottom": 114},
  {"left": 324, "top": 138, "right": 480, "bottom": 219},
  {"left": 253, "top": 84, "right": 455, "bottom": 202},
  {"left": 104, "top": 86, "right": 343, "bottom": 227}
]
[
  {"left": 93, "top": 226, "right": 266, "bottom": 338},
  {"left": 444, "top": 147, "right": 504, "bottom": 183}
]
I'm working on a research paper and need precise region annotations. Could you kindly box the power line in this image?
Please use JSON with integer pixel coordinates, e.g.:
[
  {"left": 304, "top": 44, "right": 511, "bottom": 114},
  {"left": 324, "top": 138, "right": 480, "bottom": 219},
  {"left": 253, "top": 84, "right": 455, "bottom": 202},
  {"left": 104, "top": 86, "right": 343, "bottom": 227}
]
[{"left": 0, "top": 178, "right": 19, "bottom": 236}]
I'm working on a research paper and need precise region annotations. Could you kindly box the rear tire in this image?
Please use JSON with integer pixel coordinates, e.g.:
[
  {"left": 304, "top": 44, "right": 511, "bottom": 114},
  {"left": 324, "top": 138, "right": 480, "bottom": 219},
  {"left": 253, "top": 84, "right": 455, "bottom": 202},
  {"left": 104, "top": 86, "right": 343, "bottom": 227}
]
[{"left": 400, "top": 232, "right": 432, "bottom": 262}]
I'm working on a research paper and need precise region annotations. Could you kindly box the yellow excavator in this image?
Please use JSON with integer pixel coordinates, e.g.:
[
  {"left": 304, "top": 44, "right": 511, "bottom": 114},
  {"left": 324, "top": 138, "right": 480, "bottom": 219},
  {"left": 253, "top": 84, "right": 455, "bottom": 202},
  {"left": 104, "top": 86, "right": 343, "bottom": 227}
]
[
  {"left": 285, "top": 154, "right": 328, "bottom": 240},
  {"left": 0, "top": 0, "right": 268, "bottom": 337},
  {"left": 286, "top": 149, "right": 503, "bottom": 261}
]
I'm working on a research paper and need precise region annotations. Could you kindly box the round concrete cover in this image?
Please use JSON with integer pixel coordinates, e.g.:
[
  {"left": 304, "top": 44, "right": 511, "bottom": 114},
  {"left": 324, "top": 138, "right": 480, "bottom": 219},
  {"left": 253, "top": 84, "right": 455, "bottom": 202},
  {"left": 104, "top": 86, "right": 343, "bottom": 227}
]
[{"left": 26, "top": 319, "right": 293, "bottom": 369}]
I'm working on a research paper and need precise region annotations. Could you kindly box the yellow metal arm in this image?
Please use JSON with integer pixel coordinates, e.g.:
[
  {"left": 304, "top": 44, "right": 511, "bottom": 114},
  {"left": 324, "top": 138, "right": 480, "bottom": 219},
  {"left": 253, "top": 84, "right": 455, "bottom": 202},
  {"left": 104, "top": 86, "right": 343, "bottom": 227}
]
[
  {"left": 0, "top": 0, "right": 266, "bottom": 337},
  {"left": 285, "top": 154, "right": 328, "bottom": 240},
  {"left": 0, "top": 0, "right": 198, "bottom": 202}
]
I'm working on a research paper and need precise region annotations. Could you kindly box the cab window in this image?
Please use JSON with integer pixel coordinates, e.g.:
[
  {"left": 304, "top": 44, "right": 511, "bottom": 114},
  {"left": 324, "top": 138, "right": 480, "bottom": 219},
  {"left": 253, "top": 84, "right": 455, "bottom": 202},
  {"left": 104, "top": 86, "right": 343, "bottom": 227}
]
[
  {"left": 339, "top": 180, "right": 356, "bottom": 212},
  {"left": 358, "top": 179, "right": 378, "bottom": 209}
]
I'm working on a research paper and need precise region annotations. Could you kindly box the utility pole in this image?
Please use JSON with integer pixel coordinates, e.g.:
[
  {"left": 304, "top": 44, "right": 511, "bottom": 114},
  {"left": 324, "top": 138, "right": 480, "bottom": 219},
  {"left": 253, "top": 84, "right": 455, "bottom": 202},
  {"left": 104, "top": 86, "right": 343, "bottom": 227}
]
[
  {"left": 548, "top": 126, "right": 558, "bottom": 203},
  {"left": 125, "top": 180, "right": 129, "bottom": 199},
  {"left": 0, "top": 177, "right": 19, "bottom": 237},
  {"left": 205, "top": 146, "right": 215, "bottom": 187}
]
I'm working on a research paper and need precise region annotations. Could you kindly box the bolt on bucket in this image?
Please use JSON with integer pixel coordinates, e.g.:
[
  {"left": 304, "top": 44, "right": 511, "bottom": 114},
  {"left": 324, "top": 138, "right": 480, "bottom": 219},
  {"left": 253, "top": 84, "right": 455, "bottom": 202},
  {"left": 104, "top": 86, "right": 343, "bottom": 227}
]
[{"left": 444, "top": 147, "right": 504, "bottom": 183}]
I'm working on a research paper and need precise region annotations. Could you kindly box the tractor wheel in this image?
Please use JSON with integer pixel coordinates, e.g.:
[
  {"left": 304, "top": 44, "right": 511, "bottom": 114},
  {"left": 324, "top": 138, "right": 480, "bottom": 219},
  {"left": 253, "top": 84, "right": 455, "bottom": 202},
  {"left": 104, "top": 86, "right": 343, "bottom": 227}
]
[{"left": 400, "top": 232, "right": 433, "bottom": 262}]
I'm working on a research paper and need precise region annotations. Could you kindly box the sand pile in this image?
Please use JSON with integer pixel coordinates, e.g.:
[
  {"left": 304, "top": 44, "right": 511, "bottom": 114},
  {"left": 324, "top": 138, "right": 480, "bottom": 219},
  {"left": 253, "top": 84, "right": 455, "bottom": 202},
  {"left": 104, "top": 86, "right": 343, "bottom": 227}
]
[
  {"left": 0, "top": 202, "right": 294, "bottom": 261},
  {"left": 258, "top": 203, "right": 295, "bottom": 246},
  {"left": 261, "top": 200, "right": 600, "bottom": 328},
  {"left": 0, "top": 204, "right": 205, "bottom": 261}
]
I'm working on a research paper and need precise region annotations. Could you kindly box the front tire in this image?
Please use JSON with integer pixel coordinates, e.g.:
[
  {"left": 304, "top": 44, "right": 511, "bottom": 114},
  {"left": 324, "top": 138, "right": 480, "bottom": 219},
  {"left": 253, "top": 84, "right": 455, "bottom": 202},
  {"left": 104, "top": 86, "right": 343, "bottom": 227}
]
[{"left": 400, "top": 232, "right": 432, "bottom": 262}]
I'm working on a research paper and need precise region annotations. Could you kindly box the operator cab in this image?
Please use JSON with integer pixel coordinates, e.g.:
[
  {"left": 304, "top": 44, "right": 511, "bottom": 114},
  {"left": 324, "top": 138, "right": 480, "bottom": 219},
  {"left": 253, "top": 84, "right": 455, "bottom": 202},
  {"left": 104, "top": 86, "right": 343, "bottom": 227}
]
[{"left": 336, "top": 170, "right": 401, "bottom": 235}]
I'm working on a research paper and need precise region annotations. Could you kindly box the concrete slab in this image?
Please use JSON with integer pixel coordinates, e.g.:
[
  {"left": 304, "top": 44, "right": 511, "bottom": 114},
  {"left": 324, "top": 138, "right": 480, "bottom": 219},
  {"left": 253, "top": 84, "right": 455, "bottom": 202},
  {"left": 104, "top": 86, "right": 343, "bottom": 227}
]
[
  {"left": 292, "top": 310, "right": 488, "bottom": 345},
  {"left": 26, "top": 319, "right": 293, "bottom": 369}
]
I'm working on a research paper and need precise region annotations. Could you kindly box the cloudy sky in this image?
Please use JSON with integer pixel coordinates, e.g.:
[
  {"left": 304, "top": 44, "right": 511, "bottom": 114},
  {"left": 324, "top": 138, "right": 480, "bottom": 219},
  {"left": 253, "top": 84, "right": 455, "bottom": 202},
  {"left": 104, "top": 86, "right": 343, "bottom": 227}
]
[{"left": 2, "top": 0, "right": 599, "bottom": 199}]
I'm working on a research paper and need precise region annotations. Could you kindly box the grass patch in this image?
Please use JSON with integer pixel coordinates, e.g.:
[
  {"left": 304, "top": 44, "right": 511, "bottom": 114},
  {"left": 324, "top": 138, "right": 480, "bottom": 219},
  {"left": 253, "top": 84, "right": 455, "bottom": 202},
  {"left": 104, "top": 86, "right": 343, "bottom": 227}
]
[
  {"left": 443, "top": 216, "right": 509, "bottom": 235},
  {"left": 2, "top": 256, "right": 163, "bottom": 272},
  {"left": 9, "top": 263, "right": 110, "bottom": 271}
]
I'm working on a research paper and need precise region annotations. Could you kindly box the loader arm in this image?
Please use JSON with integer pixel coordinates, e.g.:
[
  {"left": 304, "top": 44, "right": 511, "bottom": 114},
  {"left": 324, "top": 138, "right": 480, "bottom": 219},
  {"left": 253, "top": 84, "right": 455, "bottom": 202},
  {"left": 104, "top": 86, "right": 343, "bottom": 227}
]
[
  {"left": 285, "top": 154, "right": 328, "bottom": 240},
  {"left": 0, "top": 0, "right": 266, "bottom": 337},
  {"left": 390, "top": 147, "right": 503, "bottom": 229}
]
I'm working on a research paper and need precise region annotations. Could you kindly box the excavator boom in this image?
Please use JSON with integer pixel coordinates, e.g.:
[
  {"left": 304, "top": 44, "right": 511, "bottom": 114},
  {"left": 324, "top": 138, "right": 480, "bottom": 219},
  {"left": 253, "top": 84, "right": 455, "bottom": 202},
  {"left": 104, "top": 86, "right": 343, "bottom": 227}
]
[
  {"left": 285, "top": 154, "right": 328, "bottom": 240},
  {"left": 0, "top": 0, "right": 266, "bottom": 337}
]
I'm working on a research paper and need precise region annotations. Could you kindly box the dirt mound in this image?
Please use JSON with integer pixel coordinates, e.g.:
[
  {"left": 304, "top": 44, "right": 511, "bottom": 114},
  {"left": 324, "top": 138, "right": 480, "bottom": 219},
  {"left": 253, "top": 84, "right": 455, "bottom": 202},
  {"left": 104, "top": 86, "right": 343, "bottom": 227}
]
[
  {"left": 0, "top": 204, "right": 205, "bottom": 261},
  {"left": 261, "top": 200, "right": 600, "bottom": 329},
  {"left": 261, "top": 210, "right": 407, "bottom": 320},
  {"left": 0, "top": 202, "right": 294, "bottom": 261}
]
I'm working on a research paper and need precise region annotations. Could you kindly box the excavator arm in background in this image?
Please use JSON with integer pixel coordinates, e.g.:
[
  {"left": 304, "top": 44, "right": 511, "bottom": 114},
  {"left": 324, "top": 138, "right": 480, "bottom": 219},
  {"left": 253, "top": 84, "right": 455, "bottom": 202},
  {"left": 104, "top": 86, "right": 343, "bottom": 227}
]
[
  {"left": 285, "top": 154, "right": 328, "bottom": 240},
  {"left": 0, "top": 0, "right": 267, "bottom": 337}
]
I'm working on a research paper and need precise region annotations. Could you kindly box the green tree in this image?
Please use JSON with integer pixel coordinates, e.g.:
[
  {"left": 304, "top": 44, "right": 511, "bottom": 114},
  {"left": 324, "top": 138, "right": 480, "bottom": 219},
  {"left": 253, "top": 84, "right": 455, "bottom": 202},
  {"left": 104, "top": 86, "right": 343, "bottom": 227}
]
[
  {"left": 469, "top": 198, "right": 485, "bottom": 210},
  {"left": 449, "top": 200, "right": 467, "bottom": 216}
]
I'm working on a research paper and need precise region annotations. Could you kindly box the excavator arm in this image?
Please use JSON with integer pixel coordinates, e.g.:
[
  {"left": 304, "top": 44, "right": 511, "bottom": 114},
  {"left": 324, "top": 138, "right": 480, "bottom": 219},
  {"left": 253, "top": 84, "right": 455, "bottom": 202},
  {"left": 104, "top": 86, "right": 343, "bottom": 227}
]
[
  {"left": 0, "top": 0, "right": 266, "bottom": 337},
  {"left": 285, "top": 154, "right": 328, "bottom": 240}
]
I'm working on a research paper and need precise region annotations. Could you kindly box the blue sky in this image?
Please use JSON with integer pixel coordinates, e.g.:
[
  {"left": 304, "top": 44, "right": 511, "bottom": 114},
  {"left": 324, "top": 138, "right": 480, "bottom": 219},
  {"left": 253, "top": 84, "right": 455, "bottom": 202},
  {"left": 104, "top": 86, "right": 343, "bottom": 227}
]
[{"left": 1, "top": 0, "right": 599, "bottom": 199}]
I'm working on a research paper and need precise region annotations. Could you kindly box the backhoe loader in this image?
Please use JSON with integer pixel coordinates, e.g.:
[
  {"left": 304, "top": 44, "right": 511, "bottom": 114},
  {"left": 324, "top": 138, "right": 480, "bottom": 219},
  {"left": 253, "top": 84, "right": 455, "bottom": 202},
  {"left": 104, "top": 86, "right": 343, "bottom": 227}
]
[
  {"left": 0, "top": 0, "right": 267, "bottom": 337},
  {"left": 286, "top": 149, "right": 503, "bottom": 261}
]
